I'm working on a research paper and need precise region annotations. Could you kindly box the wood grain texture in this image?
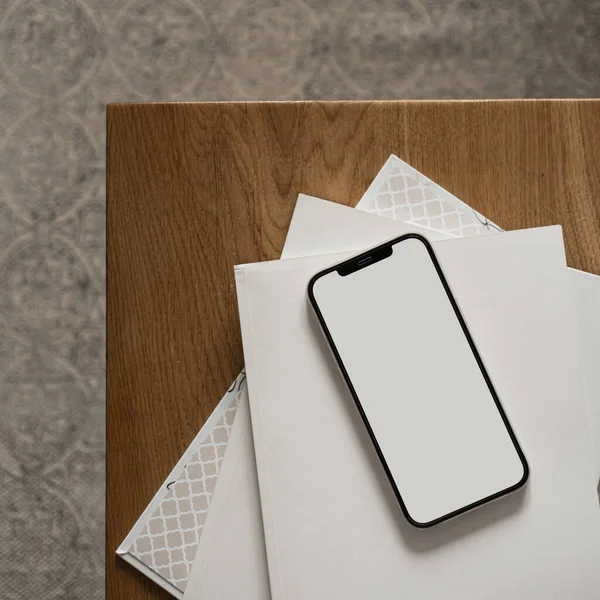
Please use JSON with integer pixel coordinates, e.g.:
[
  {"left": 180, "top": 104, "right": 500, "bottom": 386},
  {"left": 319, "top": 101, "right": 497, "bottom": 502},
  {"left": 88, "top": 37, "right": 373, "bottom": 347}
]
[{"left": 107, "top": 100, "right": 600, "bottom": 599}]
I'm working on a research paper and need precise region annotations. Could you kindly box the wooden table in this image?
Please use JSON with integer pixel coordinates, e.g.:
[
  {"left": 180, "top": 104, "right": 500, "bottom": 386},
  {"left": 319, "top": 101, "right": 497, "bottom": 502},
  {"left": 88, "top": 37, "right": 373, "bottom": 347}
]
[{"left": 107, "top": 100, "right": 600, "bottom": 599}]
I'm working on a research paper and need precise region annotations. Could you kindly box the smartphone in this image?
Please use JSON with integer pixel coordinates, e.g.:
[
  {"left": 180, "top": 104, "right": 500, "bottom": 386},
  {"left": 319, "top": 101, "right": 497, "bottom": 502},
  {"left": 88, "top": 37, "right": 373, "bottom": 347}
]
[{"left": 307, "top": 233, "right": 528, "bottom": 528}]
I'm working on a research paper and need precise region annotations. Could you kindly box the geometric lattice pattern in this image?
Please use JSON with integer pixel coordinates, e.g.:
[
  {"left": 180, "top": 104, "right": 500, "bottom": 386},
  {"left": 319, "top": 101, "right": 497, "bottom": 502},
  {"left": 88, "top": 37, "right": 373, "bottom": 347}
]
[
  {"left": 358, "top": 156, "right": 501, "bottom": 237},
  {"left": 126, "top": 372, "right": 245, "bottom": 592}
]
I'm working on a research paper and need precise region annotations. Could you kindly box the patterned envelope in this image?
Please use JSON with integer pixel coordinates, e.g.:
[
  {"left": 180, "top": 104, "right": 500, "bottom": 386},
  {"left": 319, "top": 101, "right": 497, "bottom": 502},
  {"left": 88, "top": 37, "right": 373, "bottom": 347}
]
[
  {"left": 358, "top": 155, "right": 500, "bottom": 237},
  {"left": 117, "top": 373, "right": 246, "bottom": 597},
  {"left": 117, "top": 155, "right": 502, "bottom": 597}
]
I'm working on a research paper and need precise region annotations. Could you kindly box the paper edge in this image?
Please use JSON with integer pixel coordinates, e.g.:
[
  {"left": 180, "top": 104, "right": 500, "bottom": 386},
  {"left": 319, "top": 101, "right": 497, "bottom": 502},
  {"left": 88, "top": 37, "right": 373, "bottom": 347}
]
[
  {"left": 235, "top": 263, "right": 286, "bottom": 600},
  {"left": 118, "top": 552, "right": 184, "bottom": 600}
]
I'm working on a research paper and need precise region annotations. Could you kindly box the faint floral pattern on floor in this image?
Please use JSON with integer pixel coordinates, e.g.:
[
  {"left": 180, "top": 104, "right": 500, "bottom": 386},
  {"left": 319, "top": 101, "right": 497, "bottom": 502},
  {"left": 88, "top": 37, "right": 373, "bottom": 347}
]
[{"left": 0, "top": 0, "right": 599, "bottom": 596}]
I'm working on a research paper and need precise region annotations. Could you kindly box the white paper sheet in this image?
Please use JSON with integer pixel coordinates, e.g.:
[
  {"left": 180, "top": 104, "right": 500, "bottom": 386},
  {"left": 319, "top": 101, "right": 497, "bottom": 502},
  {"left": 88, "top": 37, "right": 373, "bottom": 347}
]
[
  {"left": 572, "top": 269, "right": 600, "bottom": 473},
  {"left": 236, "top": 227, "right": 600, "bottom": 599}
]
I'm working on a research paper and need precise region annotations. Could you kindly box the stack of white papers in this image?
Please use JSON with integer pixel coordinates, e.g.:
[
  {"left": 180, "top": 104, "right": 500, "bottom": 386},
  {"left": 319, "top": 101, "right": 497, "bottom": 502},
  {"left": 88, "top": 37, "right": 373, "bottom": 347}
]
[{"left": 120, "top": 157, "right": 600, "bottom": 600}]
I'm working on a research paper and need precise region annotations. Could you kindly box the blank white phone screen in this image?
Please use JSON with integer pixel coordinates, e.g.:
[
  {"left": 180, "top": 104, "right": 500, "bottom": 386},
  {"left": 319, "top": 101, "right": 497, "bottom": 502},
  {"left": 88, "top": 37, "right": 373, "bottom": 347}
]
[{"left": 310, "top": 237, "right": 527, "bottom": 526}]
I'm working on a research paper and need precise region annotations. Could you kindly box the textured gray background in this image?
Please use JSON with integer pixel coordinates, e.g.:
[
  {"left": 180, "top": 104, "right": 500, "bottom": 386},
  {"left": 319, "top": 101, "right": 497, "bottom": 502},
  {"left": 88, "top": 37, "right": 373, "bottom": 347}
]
[{"left": 0, "top": 0, "right": 599, "bottom": 597}]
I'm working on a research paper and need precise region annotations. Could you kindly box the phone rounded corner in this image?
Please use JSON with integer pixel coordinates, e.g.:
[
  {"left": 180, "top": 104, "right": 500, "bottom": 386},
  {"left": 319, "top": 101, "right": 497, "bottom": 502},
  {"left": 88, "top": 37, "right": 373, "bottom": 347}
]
[
  {"left": 404, "top": 512, "right": 439, "bottom": 529},
  {"left": 514, "top": 454, "right": 530, "bottom": 490},
  {"left": 306, "top": 272, "right": 320, "bottom": 304},
  {"left": 307, "top": 269, "right": 329, "bottom": 305},
  {"left": 392, "top": 492, "right": 444, "bottom": 529},
  {"left": 407, "top": 231, "right": 434, "bottom": 249},
  {"left": 384, "top": 232, "right": 434, "bottom": 256}
]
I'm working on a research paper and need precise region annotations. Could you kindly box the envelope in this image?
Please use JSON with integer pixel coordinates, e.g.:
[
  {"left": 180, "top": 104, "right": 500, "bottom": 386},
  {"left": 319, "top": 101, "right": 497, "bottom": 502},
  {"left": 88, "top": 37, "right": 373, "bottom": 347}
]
[
  {"left": 185, "top": 197, "right": 600, "bottom": 599},
  {"left": 235, "top": 226, "right": 600, "bottom": 599}
]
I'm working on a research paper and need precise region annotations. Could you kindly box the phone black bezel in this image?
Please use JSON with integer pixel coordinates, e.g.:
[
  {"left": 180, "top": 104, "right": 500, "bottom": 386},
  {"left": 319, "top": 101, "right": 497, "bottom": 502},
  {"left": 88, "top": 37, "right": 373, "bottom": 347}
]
[{"left": 307, "top": 233, "right": 529, "bottom": 528}]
